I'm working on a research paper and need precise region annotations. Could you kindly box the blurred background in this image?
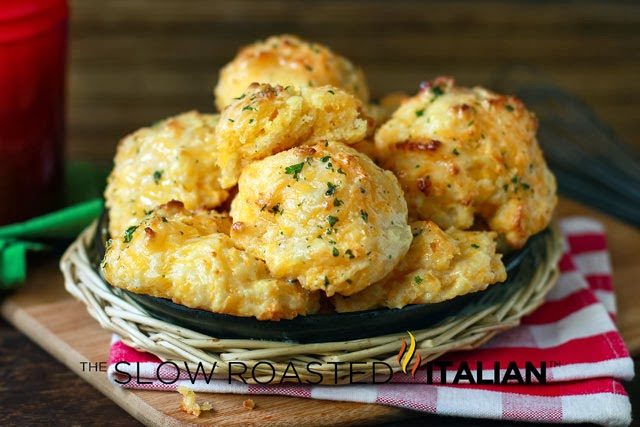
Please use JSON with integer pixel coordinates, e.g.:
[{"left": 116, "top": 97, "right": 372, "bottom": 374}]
[{"left": 68, "top": 0, "right": 640, "bottom": 164}]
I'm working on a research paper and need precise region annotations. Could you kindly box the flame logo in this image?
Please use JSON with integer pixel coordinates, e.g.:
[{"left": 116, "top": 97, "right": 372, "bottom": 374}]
[{"left": 397, "top": 331, "right": 422, "bottom": 376}]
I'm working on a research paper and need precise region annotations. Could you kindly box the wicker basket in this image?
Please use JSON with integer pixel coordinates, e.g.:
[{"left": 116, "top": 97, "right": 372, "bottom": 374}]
[{"left": 61, "top": 222, "right": 563, "bottom": 385}]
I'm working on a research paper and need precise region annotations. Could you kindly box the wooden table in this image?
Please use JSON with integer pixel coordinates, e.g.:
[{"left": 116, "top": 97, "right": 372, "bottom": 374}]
[{"left": 1, "top": 0, "right": 639, "bottom": 425}]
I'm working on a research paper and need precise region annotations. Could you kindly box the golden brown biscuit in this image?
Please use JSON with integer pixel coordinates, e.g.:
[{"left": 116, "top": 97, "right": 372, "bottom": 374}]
[
  {"left": 214, "top": 34, "right": 369, "bottom": 110},
  {"left": 375, "top": 77, "right": 557, "bottom": 248},
  {"left": 215, "top": 83, "right": 370, "bottom": 189},
  {"left": 102, "top": 202, "right": 319, "bottom": 320},
  {"left": 332, "top": 221, "right": 506, "bottom": 312},
  {"left": 230, "top": 141, "right": 412, "bottom": 297},
  {"left": 105, "top": 111, "right": 229, "bottom": 237}
]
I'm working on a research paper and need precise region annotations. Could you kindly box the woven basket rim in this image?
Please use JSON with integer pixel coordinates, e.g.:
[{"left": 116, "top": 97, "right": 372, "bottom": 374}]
[{"left": 60, "top": 223, "right": 563, "bottom": 385}]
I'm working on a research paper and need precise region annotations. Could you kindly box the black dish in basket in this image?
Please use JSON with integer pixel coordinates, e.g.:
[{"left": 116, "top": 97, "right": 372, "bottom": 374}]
[{"left": 90, "top": 210, "right": 543, "bottom": 343}]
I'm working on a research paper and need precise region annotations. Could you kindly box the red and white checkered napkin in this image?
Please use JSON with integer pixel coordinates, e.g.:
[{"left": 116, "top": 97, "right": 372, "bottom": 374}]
[{"left": 107, "top": 217, "right": 634, "bottom": 426}]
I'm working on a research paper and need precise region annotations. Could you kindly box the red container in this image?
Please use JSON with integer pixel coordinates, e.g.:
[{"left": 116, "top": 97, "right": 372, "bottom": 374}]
[{"left": 0, "top": 0, "right": 68, "bottom": 225}]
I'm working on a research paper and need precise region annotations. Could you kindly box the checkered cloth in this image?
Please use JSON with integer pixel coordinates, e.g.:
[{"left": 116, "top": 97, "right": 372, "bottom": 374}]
[{"left": 107, "top": 217, "right": 634, "bottom": 426}]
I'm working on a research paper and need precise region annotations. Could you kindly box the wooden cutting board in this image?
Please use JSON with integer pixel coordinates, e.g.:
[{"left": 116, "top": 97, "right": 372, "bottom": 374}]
[{"left": 1, "top": 198, "right": 639, "bottom": 426}]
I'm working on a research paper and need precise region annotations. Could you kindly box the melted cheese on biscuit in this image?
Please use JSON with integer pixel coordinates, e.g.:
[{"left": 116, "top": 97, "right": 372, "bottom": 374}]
[
  {"left": 215, "top": 83, "right": 370, "bottom": 189},
  {"left": 230, "top": 141, "right": 412, "bottom": 297},
  {"left": 102, "top": 202, "right": 319, "bottom": 320},
  {"left": 105, "top": 111, "right": 229, "bottom": 236},
  {"left": 214, "top": 34, "right": 369, "bottom": 110},
  {"left": 332, "top": 221, "right": 506, "bottom": 312},
  {"left": 375, "top": 77, "right": 557, "bottom": 248}
]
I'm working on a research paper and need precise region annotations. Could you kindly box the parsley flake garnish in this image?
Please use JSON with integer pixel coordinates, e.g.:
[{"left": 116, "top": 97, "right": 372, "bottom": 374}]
[
  {"left": 414, "top": 275, "right": 423, "bottom": 284},
  {"left": 152, "top": 170, "right": 163, "bottom": 184},
  {"left": 284, "top": 162, "right": 305, "bottom": 180},
  {"left": 327, "top": 215, "right": 338, "bottom": 227},
  {"left": 452, "top": 148, "right": 460, "bottom": 156},
  {"left": 123, "top": 226, "right": 138, "bottom": 243},
  {"left": 415, "top": 109, "right": 425, "bottom": 117},
  {"left": 505, "top": 104, "right": 515, "bottom": 112},
  {"left": 332, "top": 247, "right": 339, "bottom": 257},
  {"left": 320, "top": 156, "right": 331, "bottom": 162},
  {"left": 431, "top": 86, "right": 444, "bottom": 97},
  {"left": 360, "top": 210, "right": 369, "bottom": 222},
  {"left": 333, "top": 199, "right": 343, "bottom": 207},
  {"left": 242, "top": 105, "right": 255, "bottom": 111},
  {"left": 325, "top": 182, "right": 337, "bottom": 196},
  {"left": 471, "top": 243, "right": 480, "bottom": 249}
]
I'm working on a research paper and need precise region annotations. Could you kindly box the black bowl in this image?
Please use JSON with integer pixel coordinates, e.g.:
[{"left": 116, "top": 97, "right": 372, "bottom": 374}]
[{"left": 91, "top": 211, "right": 543, "bottom": 343}]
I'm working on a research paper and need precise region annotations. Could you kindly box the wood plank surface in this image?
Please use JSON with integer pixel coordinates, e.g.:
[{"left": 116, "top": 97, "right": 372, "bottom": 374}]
[{"left": 1, "top": 198, "right": 638, "bottom": 426}]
